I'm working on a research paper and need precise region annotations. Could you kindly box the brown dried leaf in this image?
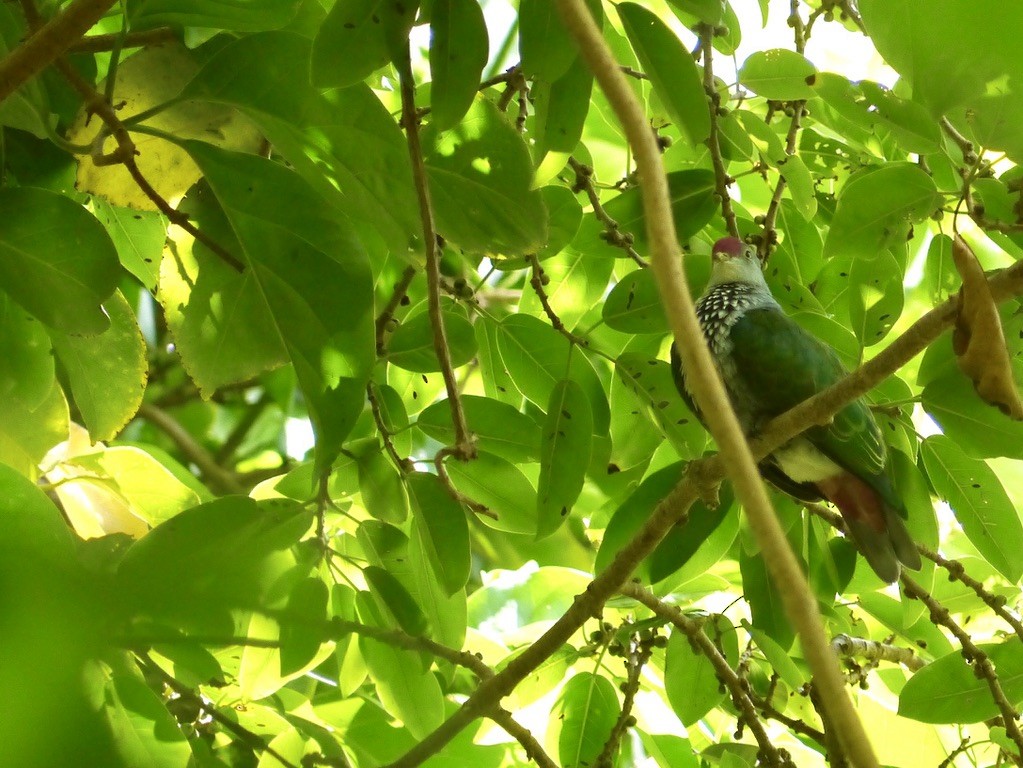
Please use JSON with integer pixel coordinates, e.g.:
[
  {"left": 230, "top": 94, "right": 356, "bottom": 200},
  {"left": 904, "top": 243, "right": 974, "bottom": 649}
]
[{"left": 951, "top": 235, "right": 1023, "bottom": 419}]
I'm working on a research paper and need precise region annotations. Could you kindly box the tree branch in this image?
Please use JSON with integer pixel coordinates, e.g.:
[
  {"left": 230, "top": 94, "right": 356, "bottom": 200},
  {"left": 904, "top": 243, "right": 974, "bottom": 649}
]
[
  {"left": 554, "top": 4, "right": 877, "bottom": 767},
  {"left": 700, "top": 24, "right": 739, "bottom": 239},
  {"left": 70, "top": 26, "right": 178, "bottom": 53},
  {"left": 901, "top": 575, "right": 1023, "bottom": 764},
  {"left": 0, "top": 0, "right": 118, "bottom": 104},
  {"left": 830, "top": 634, "right": 925, "bottom": 672},
  {"left": 622, "top": 584, "right": 793, "bottom": 767},
  {"left": 396, "top": 43, "right": 475, "bottom": 460},
  {"left": 137, "top": 402, "right": 244, "bottom": 495},
  {"left": 567, "top": 157, "right": 649, "bottom": 267}
]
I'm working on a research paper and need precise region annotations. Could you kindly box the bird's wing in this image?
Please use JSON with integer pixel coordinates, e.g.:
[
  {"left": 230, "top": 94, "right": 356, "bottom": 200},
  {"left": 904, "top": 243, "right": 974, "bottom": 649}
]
[{"left": 728, "top": 308, "right": 888, "bottom": 482}]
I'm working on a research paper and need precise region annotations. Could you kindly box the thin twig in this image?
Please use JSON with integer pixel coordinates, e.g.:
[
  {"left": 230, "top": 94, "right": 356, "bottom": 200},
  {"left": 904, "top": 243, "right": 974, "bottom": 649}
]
[
  {"left": 53, "top": 59, "right": 245, "bottom": 272},
  {"left": 595, "top": 629, "right": 654, "bottom": 766},
  {"left": 396, "top": 44, "right": 475, "bottom": 460},
  {"left": 917, "top": 544, "right": 1023, "bottom": 645},
  {"left": 699, "top": 24, "right": 739, "bottom": 238},
  {"left": 901, "top": 575, "right": 1023, "bottom": 764},
  {"left": 489, "top": 708, "right": 558, "bottom": 768},
  {"left": 137, "top": 402, "right": 244, "bottom": 495},
  {"left": 0, "top": 0, "right": 118, "bottom": 104},
  {"left": 622, "top": 583, "right": 793, "bottom": 767},
  {"left": 567, "top": 157, "right": 648, "bottom": 267},
  {"left": 213, "top": 393, "right": 270, "bottom": 465},
  {"left": 367, "top": 382, "right": 413, "bottom": 473},
  {"left": 433, "top": 450, "right": 497, "bottom": 519},
  {"left": 138, "top": 653, "right": 301, "bottom": 768},
  {"left": 376, "top": 266, "right": 418, "bottom": 356},
  {"left": 527, "top": 254, "right": 588, "bottom": 346}
]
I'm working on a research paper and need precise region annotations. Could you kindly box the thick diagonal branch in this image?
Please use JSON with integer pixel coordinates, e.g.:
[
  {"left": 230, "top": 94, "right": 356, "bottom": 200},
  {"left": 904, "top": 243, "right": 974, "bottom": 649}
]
[{"left": 0, "top": 0, "right": 118, "bottom": 104}]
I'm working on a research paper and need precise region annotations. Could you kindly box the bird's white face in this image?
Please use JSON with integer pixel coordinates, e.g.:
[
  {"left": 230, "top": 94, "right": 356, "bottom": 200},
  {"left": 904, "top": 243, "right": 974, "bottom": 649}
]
[{"left": 707, "top": 239, "right": 766, "bottom": 288}]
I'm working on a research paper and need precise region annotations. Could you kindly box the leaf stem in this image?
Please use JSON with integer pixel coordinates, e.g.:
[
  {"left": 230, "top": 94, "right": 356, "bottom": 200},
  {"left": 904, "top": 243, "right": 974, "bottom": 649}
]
[{"left": 396, "top": 43, "right": 475, "bottom": 461}]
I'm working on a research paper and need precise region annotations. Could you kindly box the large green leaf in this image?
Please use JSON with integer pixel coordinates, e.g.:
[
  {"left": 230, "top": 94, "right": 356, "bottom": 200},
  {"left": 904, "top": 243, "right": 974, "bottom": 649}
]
[
  {"left": 900, "top": 641, "right": 1023, "bottom": 723},
  {"left": 91, "top": 200, "right": 166, "bottom": 290},
  {"left": 618, "top": 2, "right": 710, "bottom": 147},
  {"left": 416, "top": 395, "right": 541, "bottom": 463},
  {"left": 739, "top": 49, "right": 818, "bottom": 100},
  {"left": 183, "top": 142, "right": 375, "bottom": 476},
  {"left": 519, "top": 0, "right": 577, "bottom": 81},
  {"left": 496, "top": 314, "right": 610, "bottom": 434},
  {"left": 444, "top": 451, "right": 537, "bottom": 534},
  {"left": 0, "top": 375, "right": 68, "bottom": 478},
  {"left": 127, "top": 0, "right": 301, "bottom": 31},
  {"left": 602, "top": 268, "right": 669, "bottom": 334},
  {"left": 0, "top": 6, "right": 52, "bottom": 138},
  {"left": 664, "top": 615, "right": 738, "bottom": 726},
  {"left": 182, "top": 31, "right": 419, "bottom": 255},
  {"left": 0, "top": 289, "right": 54, "bottom": 410},
  {"left": 102, "top": 668, "right": 192, "bottom": 768},
  {"left": 406, "top": 472, "right": 470, "bottom": 596},
  {"left": 429, "top": 0, "right": 489, "bottom": 131},
  {"left": 823, "top": 163, "right": 940, "bottom": 261},
  {"left": 921, "top": 436, "right": 1023, "bottom": 582},
  {"left": 422, "top": 98, "right": 548, "bottom": 255},
  {"left": 311, "top": 0, "right": 417, "bottom": 88},
  {"left": 571, "top": 169, "right": 717, "bottom": 259},
  {"left": 0, "top": 187, "right": 119, "bottom": 334},
  {"left": 532, "top": 52, "right": 595, "bottom": 160},
  {"left": 922, "top": 367, "right": 1023, "bottom": 460},
  {"left": 536, "top": 379, "right": 593, "bottom": 538},
  {"left": 550, "top": 673, "right": 621, "bottom": 768},
  {"left": 387, "top": 301, "right": 477, "bottom": 373},
  {"left": 48, "top": 290, "right": 146, "bottom": 441}
]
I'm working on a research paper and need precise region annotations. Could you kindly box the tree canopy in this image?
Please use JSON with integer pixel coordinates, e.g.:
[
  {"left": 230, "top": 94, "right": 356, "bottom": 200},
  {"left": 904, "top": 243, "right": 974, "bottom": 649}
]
[{"left": 2, "top": 0, "right": 1023, "bottom": 766}]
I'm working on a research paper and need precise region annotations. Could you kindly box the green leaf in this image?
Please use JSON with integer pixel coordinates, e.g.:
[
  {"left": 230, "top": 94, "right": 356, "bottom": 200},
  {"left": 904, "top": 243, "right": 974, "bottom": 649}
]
[
  {"left": 848, "top": 248, "right": 904, "bottom": 346},
  {"left": 614, "top": 354, "right": 707, "bottom": 460},
  {"left": 184, "top": 142, "right": 375, "bottom": 477},
  {"left": 519, "top": 0, "right": 577, "bottom": 81},
  {"left": 923, "top": 367, "right": 1023, "bottom": 460},
  {"left": 532, "top": 52, "right": 595, "bottom": 159},
  {"left": 536, "top": 379, "right": 593, "bottom": 539},
  {"left": 0, "top": 7, "right": 51, "bottom": 138},
  {"left": 48, "top": 290, "right": 146, "bottom": 441},
  {"left": 406, "top": 472, "right": 470, "bottom": 596},
  {"left": 429, "top": 0, "right": 489, "bottom": 130},
  {"left": 858, "top": 80, "right": 941, "bottom": 154},
  {"left": 551, "top": 673, "right": 621, "bottom": 768},
  {"left": 618, "top": 2, "right": 710, "bottom": 147},
  {"left": 780, "top": 154, "right": 816, "bottom": 220},
  {"left": 736, "top": 109, "right": 786, "bottom": 164},
  {"left": 67, "top": 446, "right": 201, "bottom": 526},
  {"left": 921, "top": 435, "right": 1023, "bottom": 582},
  {"left": 444, "top": 451, "right": 537, "bottom": 534},
  {"left": 311, "top": 0, "right": 417, "bottom": 88},
  {"left": 923, "top": 234, "right": 959, "bottom": 304},
  {"left": 740, "top": 544, "right": 793, "bottom": 650},
  {"left": 596, "top": 462, "right": 733, "bottom": 582},
  {"left": 91, "top": 200, "right": 165, "bottom": 290},
  {"left": 665, "top": 616, "right": 736, "bottom": 725},
  {"left": 739, "top": 49, "right": 817, "bottom": 100},
  {"left": 536, "top": 186, "right": 584, "bottom": 259},
  {"left": 602, "top": 268, "right": 669, "bottom": 334},
  {"left": 279, "top": 578, "right": 329, "bottom": 676},
  {"left": 467, "top": 564, "right": 591, "bottom": 628},
  {"left": 103, "top": 668, "right": 192, "bottom": 768},
  {"left": 416, "top": 395, "right": 540, "bottom": 463},
  {"left": 0, "top": 289, "right": 54, "bottom": 410},
  {"left": 127, "top": 0, "right": 301, "bottom": 31},
  {"left": 356, "top": 590, "right": 445, "bottom": 740},
  {"left": 387, "top": 301, "right": 477, "bottom": 373},
  {"left": 422, "top": 98, "right": 548, "bottom": 255},
  {"left": 497, "top": 314, "right": 610, "bottom": 434},
  {"left": 357, "top": 449, "right": 410, "bottom": 523},
  {"left": 0, "top": 187, "right": 119, "bottom": 334},
  {"left": 823, "top": 163, "right": 940, "bottom": 261},
  {"left": 572, "top": 170, "right": 717, "bottom": 259},
  {"left": 637, "top": 732, "right": 700, "bottom": 768},
  {"left": 364, "top": 564, "right": 429, "bottom": 636},
  {"left": 116, "top": 497, "right": 312, "bottom": 632},
  {"left": 183, "top": 31, "right": 419, "bottom": 255},
  {"left": 0, "top": 376, "right": 68, "bottom": 478},
  {"left": 899, "top": 641, "right": 1023, "bottom": 723}
]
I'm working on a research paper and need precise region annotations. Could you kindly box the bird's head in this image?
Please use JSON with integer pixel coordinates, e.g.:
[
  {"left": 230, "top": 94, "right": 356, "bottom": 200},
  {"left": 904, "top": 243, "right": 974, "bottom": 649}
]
[{"left": 707, "top": 237, "right": 765, "bottom": 288}]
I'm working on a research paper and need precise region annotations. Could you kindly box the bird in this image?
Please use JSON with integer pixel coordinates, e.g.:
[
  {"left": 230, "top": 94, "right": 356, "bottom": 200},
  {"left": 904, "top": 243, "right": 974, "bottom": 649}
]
[{"left": 670, "top": 236, "right": 920, "bottom": 583}]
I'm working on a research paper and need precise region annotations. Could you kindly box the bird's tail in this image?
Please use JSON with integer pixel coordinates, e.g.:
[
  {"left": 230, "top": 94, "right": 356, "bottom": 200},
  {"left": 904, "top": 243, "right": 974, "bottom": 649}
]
[{"left": 818, "top": 473, "right": 921, "bottom": 583}]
